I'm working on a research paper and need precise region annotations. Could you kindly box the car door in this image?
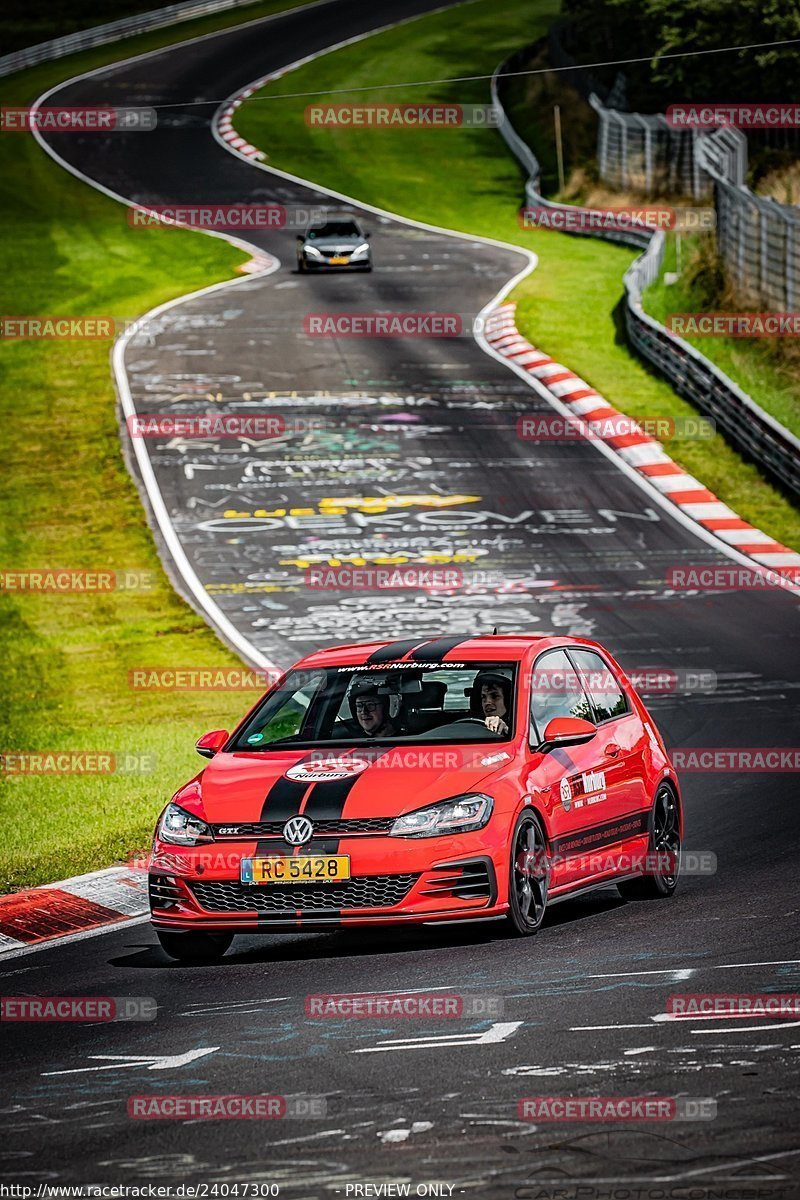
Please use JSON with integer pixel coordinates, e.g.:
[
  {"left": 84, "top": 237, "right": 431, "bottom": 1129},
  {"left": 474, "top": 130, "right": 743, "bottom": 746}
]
[
  {"left": 568, "top": 649, "right": 649, "bottom": 814},
  {"left": 566, "top": 648, "right": 651, "bottom": 865},
  {"left": 526, "top": 648, "right": 616, "bottom": 889}
]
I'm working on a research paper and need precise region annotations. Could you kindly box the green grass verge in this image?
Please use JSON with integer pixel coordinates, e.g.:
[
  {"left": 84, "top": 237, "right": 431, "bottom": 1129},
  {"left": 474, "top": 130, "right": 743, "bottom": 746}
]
[
  {"left": 236, "top": 0, "right": 800, "bottom": 552},
  {"left": 0, "top": 0, "right": 311, "bottom": 892},
  {"left": 644, "top": 234, "right": 800, "bottom": 440}
]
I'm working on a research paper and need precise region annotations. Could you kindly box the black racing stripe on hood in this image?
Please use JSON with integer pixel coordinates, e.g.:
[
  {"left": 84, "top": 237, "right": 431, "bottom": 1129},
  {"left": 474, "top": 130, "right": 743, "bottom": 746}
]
[
  {"left": 409, "top": 635, "right": 472, "bottom": 662},
  {"left": 254, "top": 773, "right": 309, "bottom": 856},
  {"left": 301, "top": 746, "right": 395, "bottom": 832},
  {"left": 367, "top": 638, "right": 431, "bottom": 663}
]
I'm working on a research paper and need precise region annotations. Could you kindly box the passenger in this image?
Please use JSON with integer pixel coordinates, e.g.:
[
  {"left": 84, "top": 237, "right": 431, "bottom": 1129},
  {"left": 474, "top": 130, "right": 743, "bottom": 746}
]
[{"left": 475, "top": 672, "right": 511, "bottom": 736}]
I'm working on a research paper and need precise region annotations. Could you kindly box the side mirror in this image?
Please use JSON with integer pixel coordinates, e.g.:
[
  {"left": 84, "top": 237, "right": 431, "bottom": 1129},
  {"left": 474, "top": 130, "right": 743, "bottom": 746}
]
[
  {"left": 296, "top": 233, "right": 305, "bottom": 241},
  {"left": 364, "top": 230, "right": 372, "bottom": 238},
  {"left": 539, "top": 716, "right": 597, "bottom": 752},
  {"left": 195, "top": 729, "right": 229, "bottom": 759}
]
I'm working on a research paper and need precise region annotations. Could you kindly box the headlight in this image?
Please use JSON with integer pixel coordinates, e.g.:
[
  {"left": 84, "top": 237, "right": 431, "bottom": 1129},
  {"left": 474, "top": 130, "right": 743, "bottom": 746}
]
[
  {"left": 390, "top": 793, "right": 493, "bottom": 838},
  {"left": 157, "top": 803, "right": 213, "bottom": 846},
  {"left": 349, "top": 242, "right": 370, "bottom": 259},
  {"left": 303, "top": 243, "right": 323, "bottom": 258}
]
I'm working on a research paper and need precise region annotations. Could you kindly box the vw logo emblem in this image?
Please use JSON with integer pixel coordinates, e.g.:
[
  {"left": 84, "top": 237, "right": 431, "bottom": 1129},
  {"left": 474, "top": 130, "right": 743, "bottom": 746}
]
[{"left": 283, "top": 815, "right": 314, "bottom": 845}]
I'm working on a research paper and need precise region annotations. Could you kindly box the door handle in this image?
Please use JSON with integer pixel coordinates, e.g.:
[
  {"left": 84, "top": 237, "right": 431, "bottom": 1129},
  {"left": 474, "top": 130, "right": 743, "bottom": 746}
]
[{"left": 604, "top": 743, "right": 621, "bottom": 758}]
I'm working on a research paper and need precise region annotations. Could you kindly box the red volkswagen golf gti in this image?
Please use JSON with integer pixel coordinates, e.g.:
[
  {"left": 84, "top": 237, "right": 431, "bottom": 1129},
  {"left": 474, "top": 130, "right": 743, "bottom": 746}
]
[{"left": 149, "top": 634, "right": 682, "bottom": 961}]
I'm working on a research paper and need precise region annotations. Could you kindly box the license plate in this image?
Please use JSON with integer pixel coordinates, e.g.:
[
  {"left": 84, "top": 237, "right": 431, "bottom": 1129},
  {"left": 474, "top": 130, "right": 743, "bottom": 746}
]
[
  {"left": 241, "top": 856, "right": 350, "bottom": 884},
  {"left": 328, "top": 255, "right": 349, "bottom": 264}
]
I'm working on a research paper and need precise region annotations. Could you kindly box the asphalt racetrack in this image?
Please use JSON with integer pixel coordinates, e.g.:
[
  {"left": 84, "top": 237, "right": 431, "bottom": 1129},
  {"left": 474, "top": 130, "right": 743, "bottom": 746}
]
[{"left": 4, "top": 0, "right": 800, "bottom": 1194}]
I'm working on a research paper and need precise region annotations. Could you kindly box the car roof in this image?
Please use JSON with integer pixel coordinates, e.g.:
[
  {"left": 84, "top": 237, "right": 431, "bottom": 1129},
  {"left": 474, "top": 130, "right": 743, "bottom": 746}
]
[
  {"left": 308, "top": 214, "right": 361, "bottom": 226},
  {"left": 293, "top": 634, "right": 605, "bottom": 669}
]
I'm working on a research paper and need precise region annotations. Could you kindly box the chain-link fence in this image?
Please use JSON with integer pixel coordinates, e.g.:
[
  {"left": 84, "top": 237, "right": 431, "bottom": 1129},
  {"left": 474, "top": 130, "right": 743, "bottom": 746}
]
[
  {"left": 590, "top": 97, "right": 712, "bottom": 199},
  {"left": 696, "top": 129, "right": 800, "bottom": 310},
  {"left": 590, "top": 96, "right": 800, "bottom": 310},
  {"left": 491, "top": 54, "right": 800, "bottom": 499}
]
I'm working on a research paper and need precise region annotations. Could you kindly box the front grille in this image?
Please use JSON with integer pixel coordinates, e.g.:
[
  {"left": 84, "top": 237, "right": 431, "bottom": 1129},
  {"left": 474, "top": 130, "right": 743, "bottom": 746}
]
[
  {"left": 211, "top": 817, "right": 394, "bottom": 839},
  {"left": 189, "top": 874, "right": 419, "bottom": 914}
]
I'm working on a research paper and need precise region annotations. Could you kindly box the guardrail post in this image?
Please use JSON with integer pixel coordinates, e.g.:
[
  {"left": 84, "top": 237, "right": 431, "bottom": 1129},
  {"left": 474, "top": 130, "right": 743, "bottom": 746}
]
[
  {"left": 759, "top": 201, "right": 769, "bottom": 306},
  {"left": 786, "top": 215, "right": 796, "bottom": 311},
  {"left": 618, "top": 112, "right": 628, "bottom": 189}
]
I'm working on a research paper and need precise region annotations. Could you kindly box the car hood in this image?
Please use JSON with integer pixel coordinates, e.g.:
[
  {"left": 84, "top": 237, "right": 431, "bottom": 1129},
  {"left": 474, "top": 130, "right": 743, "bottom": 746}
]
[{"left": 186, "top": 746, "right": 514, "bottom": 823}]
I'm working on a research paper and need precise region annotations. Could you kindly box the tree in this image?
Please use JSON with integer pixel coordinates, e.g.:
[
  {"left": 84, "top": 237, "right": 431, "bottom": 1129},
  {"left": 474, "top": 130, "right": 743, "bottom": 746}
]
[{"left": 559, "top": 0, "right": 800, "bottom": 109}]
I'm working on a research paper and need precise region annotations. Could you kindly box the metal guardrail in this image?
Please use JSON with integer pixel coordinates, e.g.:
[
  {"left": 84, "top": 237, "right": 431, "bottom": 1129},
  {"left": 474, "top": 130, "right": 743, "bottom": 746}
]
[
  {"left": 491, "top": 52, "right": 800, "bottom": 500},
  {"left": 0, "top": 0, "right": 265, "bottom": 78}
]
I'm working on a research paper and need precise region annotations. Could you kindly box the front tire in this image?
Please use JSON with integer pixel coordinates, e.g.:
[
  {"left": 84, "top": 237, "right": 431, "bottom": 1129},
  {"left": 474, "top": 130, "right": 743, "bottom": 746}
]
[
  {"left": 618, "top": 783, "right": 681, "bottom": 900},
  {"left": 156, "top": 930, "right": 233, "bottom": 963},
  {"left": 505, "top": 811, "right": 550, "bottom": 935}
]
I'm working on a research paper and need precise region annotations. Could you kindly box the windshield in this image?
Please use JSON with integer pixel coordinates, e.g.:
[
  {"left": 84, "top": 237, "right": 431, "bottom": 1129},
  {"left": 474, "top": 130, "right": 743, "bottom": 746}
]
[
  {"left": 307, "top": 221, "right": 361, "bottom": 239},
  {"left": 230, "top": 663, "right": 517, "bottom": 750}
]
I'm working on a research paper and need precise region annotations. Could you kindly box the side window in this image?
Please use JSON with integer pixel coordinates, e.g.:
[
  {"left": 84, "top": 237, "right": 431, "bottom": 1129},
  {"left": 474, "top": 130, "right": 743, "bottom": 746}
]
[
  {"left": 530, "top": 649, "right": 593, "bottom": 741},
  {"left": 570, "top": 649, "right": 628, "bottom": 723}
]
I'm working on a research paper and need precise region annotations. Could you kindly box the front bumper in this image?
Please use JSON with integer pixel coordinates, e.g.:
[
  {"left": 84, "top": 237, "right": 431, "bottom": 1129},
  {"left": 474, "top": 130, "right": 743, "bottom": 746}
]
[
  {"left": 149, "top": 843, "right": 502, "bottom": 932},
  {"left": 301, "top": 253, "right": 370, "bottom": 270}
]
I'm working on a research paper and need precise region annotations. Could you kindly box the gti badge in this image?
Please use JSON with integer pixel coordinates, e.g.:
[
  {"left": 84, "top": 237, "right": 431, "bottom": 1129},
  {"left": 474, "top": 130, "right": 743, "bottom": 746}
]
[{"left": 283, "top": 815, "right": 314, "bottom": 845}]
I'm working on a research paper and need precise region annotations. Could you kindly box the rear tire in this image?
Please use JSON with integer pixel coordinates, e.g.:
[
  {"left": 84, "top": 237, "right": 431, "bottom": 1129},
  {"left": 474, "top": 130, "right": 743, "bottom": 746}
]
[
  {"left": 505, "top": 811, "right": 550, "bottom": 936},
  {"left": 156, "top": 930, "right": 233, "bottom": 963},
  {"left": 618, "top": 783, "right": 681, "bottom": 900}
]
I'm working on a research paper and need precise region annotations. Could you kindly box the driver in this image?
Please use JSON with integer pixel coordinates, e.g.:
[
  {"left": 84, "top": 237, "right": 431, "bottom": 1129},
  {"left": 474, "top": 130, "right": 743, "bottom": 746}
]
[
  {"left": 475, "top": 671, "right": 511, "bottom": 736},
  {"left": 350, "top": 681, "right": 400, "bottom": 738}
]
